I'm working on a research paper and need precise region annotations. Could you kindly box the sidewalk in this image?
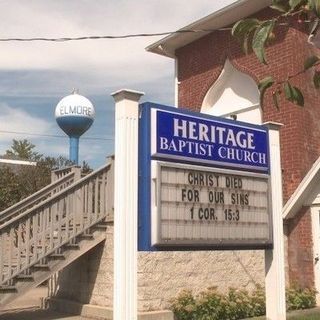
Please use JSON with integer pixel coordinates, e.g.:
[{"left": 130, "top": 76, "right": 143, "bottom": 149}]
[
  {"left": 0, "top": 286, "right": 91, "bottom": 320},
  {"left": 0, "top": 308, "right": 90, "bottom": 320},
  {"left": 1, "top": 286, "right": 47, "bottom": 311}
]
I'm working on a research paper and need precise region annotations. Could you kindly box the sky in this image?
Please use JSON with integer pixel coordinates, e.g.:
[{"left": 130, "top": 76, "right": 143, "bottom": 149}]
[{"left": 0, "top": 0, "right": 236, "bottom": 168}]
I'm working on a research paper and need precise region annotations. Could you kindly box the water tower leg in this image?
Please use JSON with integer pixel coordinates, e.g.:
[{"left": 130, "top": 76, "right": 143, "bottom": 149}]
[{"left": 69, "top": 136, "right": 79, "bottom": 165}]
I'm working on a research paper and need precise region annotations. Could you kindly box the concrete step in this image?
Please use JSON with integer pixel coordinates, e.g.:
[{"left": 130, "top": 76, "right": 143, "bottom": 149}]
[
  {"left": 0, "top": 228, "right": 107, "bottom": 308},
  {"left": 78, "top": 234, "right": 94, "bottom": 240},
  {"left": 0, "top": 286, "right": 47, "bottom": 312},
  {"left": 63, "top": 243, "right": 80, "bottom": 250},
  {"left": 0, "top": 286, "right": 16, "bottom": 293},
  {"left": 15, "top": 275, "right": 34, "bottom": 282},
  {"left": 31, "top": 264, "right": 50, "bottom": 271},
  {"left": 48, "top": 254, "right": 65, "bottom": 261}
]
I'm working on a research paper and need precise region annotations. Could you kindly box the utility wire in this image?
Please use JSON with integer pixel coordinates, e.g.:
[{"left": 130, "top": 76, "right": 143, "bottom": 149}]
[
  {"left": 0, "top": 22, "right": 300, "bottom": 43},
  {"left": 0, "top": 19, "right": 306, "bottom": 43},
  {"left": 0, "top": 29, "right": 230, "bottom": 42},
  {"left": 0, "top": 8, "right": 311, "bottom": 44},
  {"left": 0, "top": 130, "right": 113, "bottom": 141}
]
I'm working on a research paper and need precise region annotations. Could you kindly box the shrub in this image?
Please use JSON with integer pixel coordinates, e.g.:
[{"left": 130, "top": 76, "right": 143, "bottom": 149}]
[
  {"left": 286, "top": 286, "right": 317, "bottom": 311},
  {"left": 170, "top": 286, "right": 316, "bottom": 320},
  {"left": 170, "top": 290, "right": 197, "bottom": 320},
  {"left": 170, "top": 286, "right": 265, "bottom": 320}
]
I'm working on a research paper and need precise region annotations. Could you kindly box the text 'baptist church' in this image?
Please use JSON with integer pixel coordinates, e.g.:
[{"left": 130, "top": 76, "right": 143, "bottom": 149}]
[{"left": 155, "top": 111, "right": 268, "bottom": 169}]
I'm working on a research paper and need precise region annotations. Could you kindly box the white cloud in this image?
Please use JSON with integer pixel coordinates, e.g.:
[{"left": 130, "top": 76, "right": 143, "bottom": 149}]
[
  {"left": 0, "top": 1, "right": 236, "bottom": 95},
  {"left": 0, "top": 0, "right": 237, "bottom": 166},
  {"left": 0, "top": 103, "right": 53, "bottom": 150}
]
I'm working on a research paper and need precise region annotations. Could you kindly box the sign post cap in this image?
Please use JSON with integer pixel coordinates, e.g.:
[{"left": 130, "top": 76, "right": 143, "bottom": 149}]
[{"left": 111, "top": 89, "right": 145, "bottom": 103}]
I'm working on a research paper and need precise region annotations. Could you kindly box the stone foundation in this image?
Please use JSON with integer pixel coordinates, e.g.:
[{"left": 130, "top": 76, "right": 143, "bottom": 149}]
[{"left": 54, "top": 225, "right": 265, "bottom": 312}]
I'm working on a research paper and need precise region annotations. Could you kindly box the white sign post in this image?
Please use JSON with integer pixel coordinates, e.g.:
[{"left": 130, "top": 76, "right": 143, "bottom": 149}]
[
  {"left": 112, "top": 89, "right": 144, "bottom": 320},
  {"left": 111, "top": 94, "right": 286, "bottom": 320},
  {"left": 264, "top": 122, "right": 286, "bottom": 320}
]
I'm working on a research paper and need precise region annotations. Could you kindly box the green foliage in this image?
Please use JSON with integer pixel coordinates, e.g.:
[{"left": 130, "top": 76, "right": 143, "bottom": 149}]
[
  {"left": 0, "top": 163, "right": 49, "bottom": 212},
  {"left": 286, "top": 287, "right": 317, "bottom": 310},
  {"left": 170, "top": 286, "right": 316, "bottom": 320},
  {"left": 313, "top": 70, "right": 320, "bottom": 88},
  {"left": 0, "top": 139, "right": 91, "bottom": 212},
  {"left": 231, "top": 19, "right": 261, "bottom": 54},
  {"left": 309, "top": 0, "right": 320, "bottom": 17},
  {"left": 170, "top": 290, "right": 197, "bottom": 320},
  {"left": 0, "top": 167, "right": 22, "bottom": 210},
  {"left": 270, "top": 0, "right": 290, "bottom": 13},
  {"left": 171, "top": 286, "right": 266, "bottom": 320},
  {"left": 304, "top": 55, "right": 320, "bottom": 70},
  {"left": 252, "top": 20, "right": 276, "bottom": 64},
  {"left": 289, "top": 0, "right": 307, "bottom": 10},
  {"left": 5, "top": 139, "right": 41, "bottom": 161},
  {"left": 232, "top": 19, "right": 261, "bottom": 40},
  {"left": 81, "top": 160, "right": 93, "bottom": 174},
  {"left": 40, "top": 155, "right": 74, "bottom": 171},
  {"left": 270, "top": 0, "right": 291, "bottom": 13},
  {"left": 232, "top": 18, "right": 275, "bottom": 64},
  {"left": 231, "top": 0, "right": 320, "bottom": 109},
  {"left": 258, "top": 76, "right": 275, "bottom": 108},
  {"left": 284, "top": 81, "right": 304, "bottom": 106}
]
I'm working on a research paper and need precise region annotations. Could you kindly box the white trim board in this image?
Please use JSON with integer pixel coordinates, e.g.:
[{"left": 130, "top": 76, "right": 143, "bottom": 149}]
[{"left": 283, "top": 156, "right": 320, "bottom": 220}]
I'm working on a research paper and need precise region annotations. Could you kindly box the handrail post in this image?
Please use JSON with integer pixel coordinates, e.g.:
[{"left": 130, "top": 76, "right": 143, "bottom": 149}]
[
  {"left": 112, "top": 89, "right": 144, "bottom": 320},
  {"left": 106, "top": 157, "right": 114, "bottom": 221},
  {"left": 51, "top": 166, "right": 81, "bottom": 183},
  {"left": 71, "top": 166, "right": 82, "bottom": 181},
  {"left": 51, "top": 171, "right": 57, "bottom": 183}
]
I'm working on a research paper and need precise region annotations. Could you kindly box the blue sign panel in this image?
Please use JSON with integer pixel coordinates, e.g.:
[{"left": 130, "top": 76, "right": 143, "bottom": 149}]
[
  {"left": 151, "top": 109, "right": 269, "bottom": 172},
  {"left": 138, "top": 103, "right": 271, "bottom": 252}
]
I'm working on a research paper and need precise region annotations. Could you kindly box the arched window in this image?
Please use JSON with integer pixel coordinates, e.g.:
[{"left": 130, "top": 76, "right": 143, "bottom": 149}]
[{"left": 201, "top": 59, "right": 262, "bottom": 125}]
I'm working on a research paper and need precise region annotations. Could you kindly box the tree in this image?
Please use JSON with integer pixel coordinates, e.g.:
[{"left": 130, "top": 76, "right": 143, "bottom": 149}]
[
  {"left": 0, "top": 139, "right": 91, "bottom": 212},
  {"left": 5, "top": 139, "right": 42, "bottom": 161},
  {"left": 231, "top": 0, "right": 320, "bottom": 108},
  {"left": 81, "top": 160, "right": 93, "bottom": 175},
  {"left": 0, "top": 167, "right": 22, "bottom": 210}
]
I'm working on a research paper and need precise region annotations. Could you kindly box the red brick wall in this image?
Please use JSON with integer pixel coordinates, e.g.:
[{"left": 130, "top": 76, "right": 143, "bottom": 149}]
[
  {"left": 176, "top": 8, "right": 320, "bottom": 288},
  {"left": 286, "top": 207, "right": 314, "bottom": 287}
]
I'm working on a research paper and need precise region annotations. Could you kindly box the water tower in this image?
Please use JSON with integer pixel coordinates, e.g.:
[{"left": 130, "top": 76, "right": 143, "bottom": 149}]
[{"left": 55, "top": 93, "right": 95, "bottom": 165}]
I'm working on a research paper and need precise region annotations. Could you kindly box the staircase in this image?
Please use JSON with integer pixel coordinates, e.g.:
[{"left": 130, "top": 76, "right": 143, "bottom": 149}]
[{"left": 0, "top": 160, "right": 114, "bottom": 308}]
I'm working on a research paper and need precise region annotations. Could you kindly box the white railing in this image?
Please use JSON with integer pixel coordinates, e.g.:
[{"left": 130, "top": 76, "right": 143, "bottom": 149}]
[
  {"left": 0, "top": 170, "right": 78, "bottom": 225},
  {"left": 0, "top": 161, "right": 113, "bottom": 286}
]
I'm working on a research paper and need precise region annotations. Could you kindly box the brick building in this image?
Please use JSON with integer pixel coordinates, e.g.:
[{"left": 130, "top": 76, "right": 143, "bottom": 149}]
[{"left": 147, "top": 0, "right": 320, "bottom": 301}]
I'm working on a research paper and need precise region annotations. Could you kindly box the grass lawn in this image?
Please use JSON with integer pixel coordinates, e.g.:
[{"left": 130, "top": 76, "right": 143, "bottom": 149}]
[
  {"left": 289, "top": 316, "right": 320, "bottom": 320},
  {"left": 246, "top": 308, "right": 320, "bottom": 320},
  {"left": 287, "top": 308, "right": 320, "bottom": 320}
]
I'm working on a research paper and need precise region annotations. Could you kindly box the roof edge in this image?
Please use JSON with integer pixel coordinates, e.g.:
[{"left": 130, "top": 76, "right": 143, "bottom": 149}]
[{"left": 146, "top": 0, "right": 271, "bottom": 58}]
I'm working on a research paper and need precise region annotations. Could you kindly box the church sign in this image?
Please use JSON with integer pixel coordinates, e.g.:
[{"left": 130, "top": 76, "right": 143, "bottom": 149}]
[
  {"left": 151, "top": 109, "right": 269, "bottom": 172},
  {"left": 139, "top": 103, "right": 271, "bottom": 250}
]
